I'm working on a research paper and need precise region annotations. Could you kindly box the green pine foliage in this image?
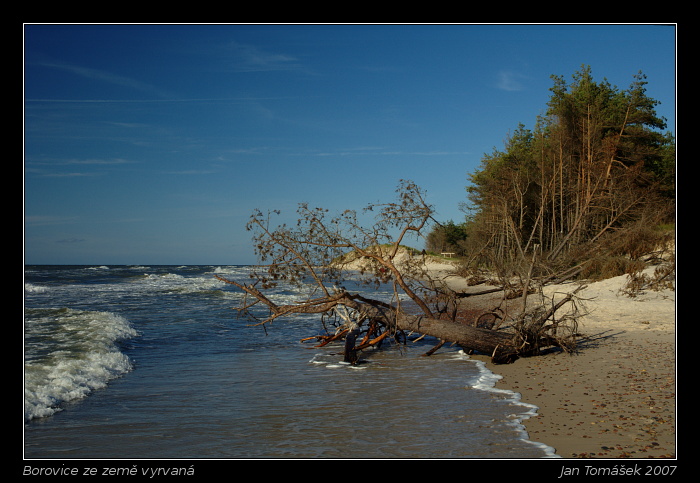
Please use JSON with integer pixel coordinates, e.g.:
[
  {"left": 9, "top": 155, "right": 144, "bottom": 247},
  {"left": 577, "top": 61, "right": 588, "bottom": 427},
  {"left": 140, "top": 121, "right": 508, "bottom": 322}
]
[{"left": 454, "top": 65, "right": 674, "bottom": 269}]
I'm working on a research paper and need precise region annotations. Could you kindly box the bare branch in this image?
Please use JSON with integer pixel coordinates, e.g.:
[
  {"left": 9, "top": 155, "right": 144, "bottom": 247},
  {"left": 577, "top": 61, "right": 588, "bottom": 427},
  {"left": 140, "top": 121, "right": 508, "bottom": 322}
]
[{"left": 218, "top": 180, "right": 584, "bottom": 364}]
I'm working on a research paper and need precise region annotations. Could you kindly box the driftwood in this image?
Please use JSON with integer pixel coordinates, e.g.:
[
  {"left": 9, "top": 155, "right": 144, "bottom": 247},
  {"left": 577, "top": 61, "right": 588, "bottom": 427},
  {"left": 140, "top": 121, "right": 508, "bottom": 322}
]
[
  {"left": 215, "top": 274, "right": 583, "bottom": 364},
  {"left": 220, "top": 182, "right": 586, "bottom": 366}
]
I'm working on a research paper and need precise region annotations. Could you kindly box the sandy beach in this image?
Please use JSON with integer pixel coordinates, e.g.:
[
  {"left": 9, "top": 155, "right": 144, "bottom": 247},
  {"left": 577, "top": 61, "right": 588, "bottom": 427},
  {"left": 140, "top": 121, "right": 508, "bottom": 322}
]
[
  {"left": 339, "top": 249, "right": 676, "bottom": 458},
  {"left": 440, "top": 262, "right": 676, "bottom": 459}
]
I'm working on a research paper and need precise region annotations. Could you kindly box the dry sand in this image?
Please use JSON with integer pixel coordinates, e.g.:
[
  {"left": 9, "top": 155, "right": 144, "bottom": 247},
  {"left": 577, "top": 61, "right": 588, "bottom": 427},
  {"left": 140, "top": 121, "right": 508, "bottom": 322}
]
[
  {"left": 443, "top": 264, "right": 676, "bottom": 459},
  {"left": 340, "top": 249, "right": 676, "bottom": 458}
]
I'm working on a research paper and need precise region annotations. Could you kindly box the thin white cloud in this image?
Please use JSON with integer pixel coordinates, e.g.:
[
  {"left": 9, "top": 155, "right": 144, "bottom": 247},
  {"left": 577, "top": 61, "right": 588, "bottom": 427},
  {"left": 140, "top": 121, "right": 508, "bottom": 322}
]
[
  {"left": 34, "top": 60, "right": 173, "bottom": 98},
  {"left": 25, "top": 215, "right": 79, "bottom": 226},
  {"left": 63, "top": 158, "right": 134, "bottom": 166},
  {"left": 496, "top": 70, "right": 527, "bottom": 92},
  {"left": 225, "top": 40, "right": 303, "bottom": 72},
  {"left": 55, "top": 237, "right": 86, "bottom": 244},
  {"left": 25, "top": 157, "right": 135, "bottom": 177},
  {"left": 26, "top": 169, "right": 101, "bottom": 178},
  {"left": 163, "top": 169, "right": 218, "bottom": 176},
  {"left": 313, "top": 148, "right": 467, "bottom": 157},
  {"left": 45, "top": 172, "right": 99, "bottom": 177}
]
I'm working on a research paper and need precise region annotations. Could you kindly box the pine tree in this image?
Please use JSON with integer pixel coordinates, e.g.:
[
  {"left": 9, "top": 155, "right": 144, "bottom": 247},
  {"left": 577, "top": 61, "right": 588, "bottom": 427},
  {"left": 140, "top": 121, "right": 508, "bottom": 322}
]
[{"left": 465, "top": 65, "right": 674, "bottom": 266}]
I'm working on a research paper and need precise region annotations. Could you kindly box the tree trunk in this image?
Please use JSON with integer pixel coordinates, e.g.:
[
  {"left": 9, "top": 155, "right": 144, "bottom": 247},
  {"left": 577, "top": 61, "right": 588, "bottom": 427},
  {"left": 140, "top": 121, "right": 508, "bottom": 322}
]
[
  {"left": 215, "top": 275, "right": 577, "bottom": 365},
  {"left": 343, "top": 328, "right": 361, "bottom": 363},
  {"left": 395, "top": 313, "right": 519, "bottom": 363},
  {"left": 328, "top": 296, "right": 523, "bottom": 364}
]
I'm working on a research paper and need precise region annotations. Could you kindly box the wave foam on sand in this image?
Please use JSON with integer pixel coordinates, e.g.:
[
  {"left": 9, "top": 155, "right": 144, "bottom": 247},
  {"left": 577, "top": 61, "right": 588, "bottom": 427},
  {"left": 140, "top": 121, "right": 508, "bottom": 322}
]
[
  {"left": 468, "top": 269, "right": 675, "bottom": 459},
  {"left": 337, "top": 246, "right": 675, "bottom": 458}
]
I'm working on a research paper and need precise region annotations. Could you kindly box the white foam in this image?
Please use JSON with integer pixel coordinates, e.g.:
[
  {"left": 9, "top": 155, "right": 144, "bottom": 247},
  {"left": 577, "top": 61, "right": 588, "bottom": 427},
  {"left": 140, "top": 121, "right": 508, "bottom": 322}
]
[
  {"left": 308, "top": 352, "right": 369, "bottom": 370},
  {"left": 24, "top": 310, "right": 139, "bottom": 422},
  {"left": 25, "top": 283, "right": 48, "bottom": 294},
  {"left": 137, "top": 272, "right": 229, "bottom": 295},
  {"left": 464, "top": 351, "right": 560, "bottom": 458}
]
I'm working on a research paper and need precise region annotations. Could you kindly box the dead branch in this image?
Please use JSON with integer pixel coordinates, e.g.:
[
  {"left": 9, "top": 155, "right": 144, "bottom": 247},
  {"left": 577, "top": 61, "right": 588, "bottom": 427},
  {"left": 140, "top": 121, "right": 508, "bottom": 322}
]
[{"left": 218, "top": 181, "right": 586, "bottom": 365}]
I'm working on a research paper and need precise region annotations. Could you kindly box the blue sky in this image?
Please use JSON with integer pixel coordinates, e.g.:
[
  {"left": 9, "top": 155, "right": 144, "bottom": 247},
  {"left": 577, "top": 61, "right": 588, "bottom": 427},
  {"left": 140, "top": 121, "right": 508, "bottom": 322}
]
[{"left": 23, "top": 24, "right": 676, "bottom": 265}]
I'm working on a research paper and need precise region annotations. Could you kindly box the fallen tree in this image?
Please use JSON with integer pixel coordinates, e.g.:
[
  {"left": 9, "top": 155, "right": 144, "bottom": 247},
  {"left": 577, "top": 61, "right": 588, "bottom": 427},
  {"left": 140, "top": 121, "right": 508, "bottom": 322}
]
[{"left": 216, "top": 180, "right": 585, "bottom": 364}]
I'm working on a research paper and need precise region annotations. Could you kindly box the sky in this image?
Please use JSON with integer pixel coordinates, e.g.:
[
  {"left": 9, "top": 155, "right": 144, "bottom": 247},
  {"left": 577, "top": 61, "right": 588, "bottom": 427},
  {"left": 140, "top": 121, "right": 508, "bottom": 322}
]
[{"left": 23, "top": 24, "right": 676, "bottom": 265}]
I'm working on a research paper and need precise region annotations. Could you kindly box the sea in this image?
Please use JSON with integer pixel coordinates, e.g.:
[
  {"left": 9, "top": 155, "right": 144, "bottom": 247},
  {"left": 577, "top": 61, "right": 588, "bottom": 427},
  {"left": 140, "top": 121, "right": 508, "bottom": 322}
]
[{"left": 23, "top": 264, "right": 557, "bottom": 459}]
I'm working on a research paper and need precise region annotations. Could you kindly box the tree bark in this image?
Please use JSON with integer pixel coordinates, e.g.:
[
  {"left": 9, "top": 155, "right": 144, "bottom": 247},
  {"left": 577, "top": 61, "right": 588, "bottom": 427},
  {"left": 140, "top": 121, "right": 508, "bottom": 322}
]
[
  {"left": 215, "top": 275, "right": 578, "bottom": 365},
  {"left": 394, "top": 312, "right": 519, "bottom": 363},
  {"left": 329, "top": 294, "right": 523, "bottom": 364},
  {"left": 343, "top": 328, "right": 361, "bottom": 363}
]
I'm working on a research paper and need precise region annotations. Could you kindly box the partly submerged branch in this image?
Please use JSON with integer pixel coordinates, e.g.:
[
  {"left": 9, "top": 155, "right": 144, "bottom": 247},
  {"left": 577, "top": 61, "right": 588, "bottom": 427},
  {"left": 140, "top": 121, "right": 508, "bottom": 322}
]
[
  {"left": 221, "top": 180, "right": 586, "bottom": 364},
  {"left": 215, "top": 271, "right": 585, "bottom": 364}
]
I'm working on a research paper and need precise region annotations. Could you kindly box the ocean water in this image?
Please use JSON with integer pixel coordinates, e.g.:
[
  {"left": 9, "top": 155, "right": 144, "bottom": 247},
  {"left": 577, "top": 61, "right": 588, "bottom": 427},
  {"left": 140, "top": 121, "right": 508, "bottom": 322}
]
[{"left": 23, "top": 265, "right": 556, "bottom": 459}]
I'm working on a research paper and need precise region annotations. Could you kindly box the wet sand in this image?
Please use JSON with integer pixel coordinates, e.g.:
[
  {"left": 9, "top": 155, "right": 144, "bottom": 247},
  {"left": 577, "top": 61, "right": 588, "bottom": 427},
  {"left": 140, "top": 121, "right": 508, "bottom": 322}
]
[
  {"left": 464, "top": 272, "right": 676, "bottom": 458},
  {"left": 342, "top": 250, "right": 676, "bottom": 458}
]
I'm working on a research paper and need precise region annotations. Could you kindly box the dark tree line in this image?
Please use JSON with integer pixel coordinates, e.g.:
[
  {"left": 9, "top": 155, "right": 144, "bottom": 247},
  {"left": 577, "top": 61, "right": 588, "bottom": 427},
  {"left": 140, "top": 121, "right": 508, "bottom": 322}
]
[
  {"left": 430, "top": 65, "right": 675, "bottom": 273},
  {"left": 425, "top": 220, "right": 469, "bottom": 255}
]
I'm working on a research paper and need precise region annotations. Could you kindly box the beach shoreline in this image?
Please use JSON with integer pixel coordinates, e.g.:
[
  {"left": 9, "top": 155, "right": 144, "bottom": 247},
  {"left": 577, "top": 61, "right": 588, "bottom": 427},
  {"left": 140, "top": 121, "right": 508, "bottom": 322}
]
[
  {"left": 449, "top": 267, "right": 676, "bottom": 459},
  {"left": 336, "top": 249, "right": 676, "bottom": 458}
]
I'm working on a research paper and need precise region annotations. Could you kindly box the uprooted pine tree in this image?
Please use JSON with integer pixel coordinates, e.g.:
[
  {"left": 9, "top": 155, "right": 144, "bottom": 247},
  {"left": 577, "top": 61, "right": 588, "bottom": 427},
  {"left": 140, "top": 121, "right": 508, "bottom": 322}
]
[{"left": 215, "top": 180, "right": 585, "bottom": 364}]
